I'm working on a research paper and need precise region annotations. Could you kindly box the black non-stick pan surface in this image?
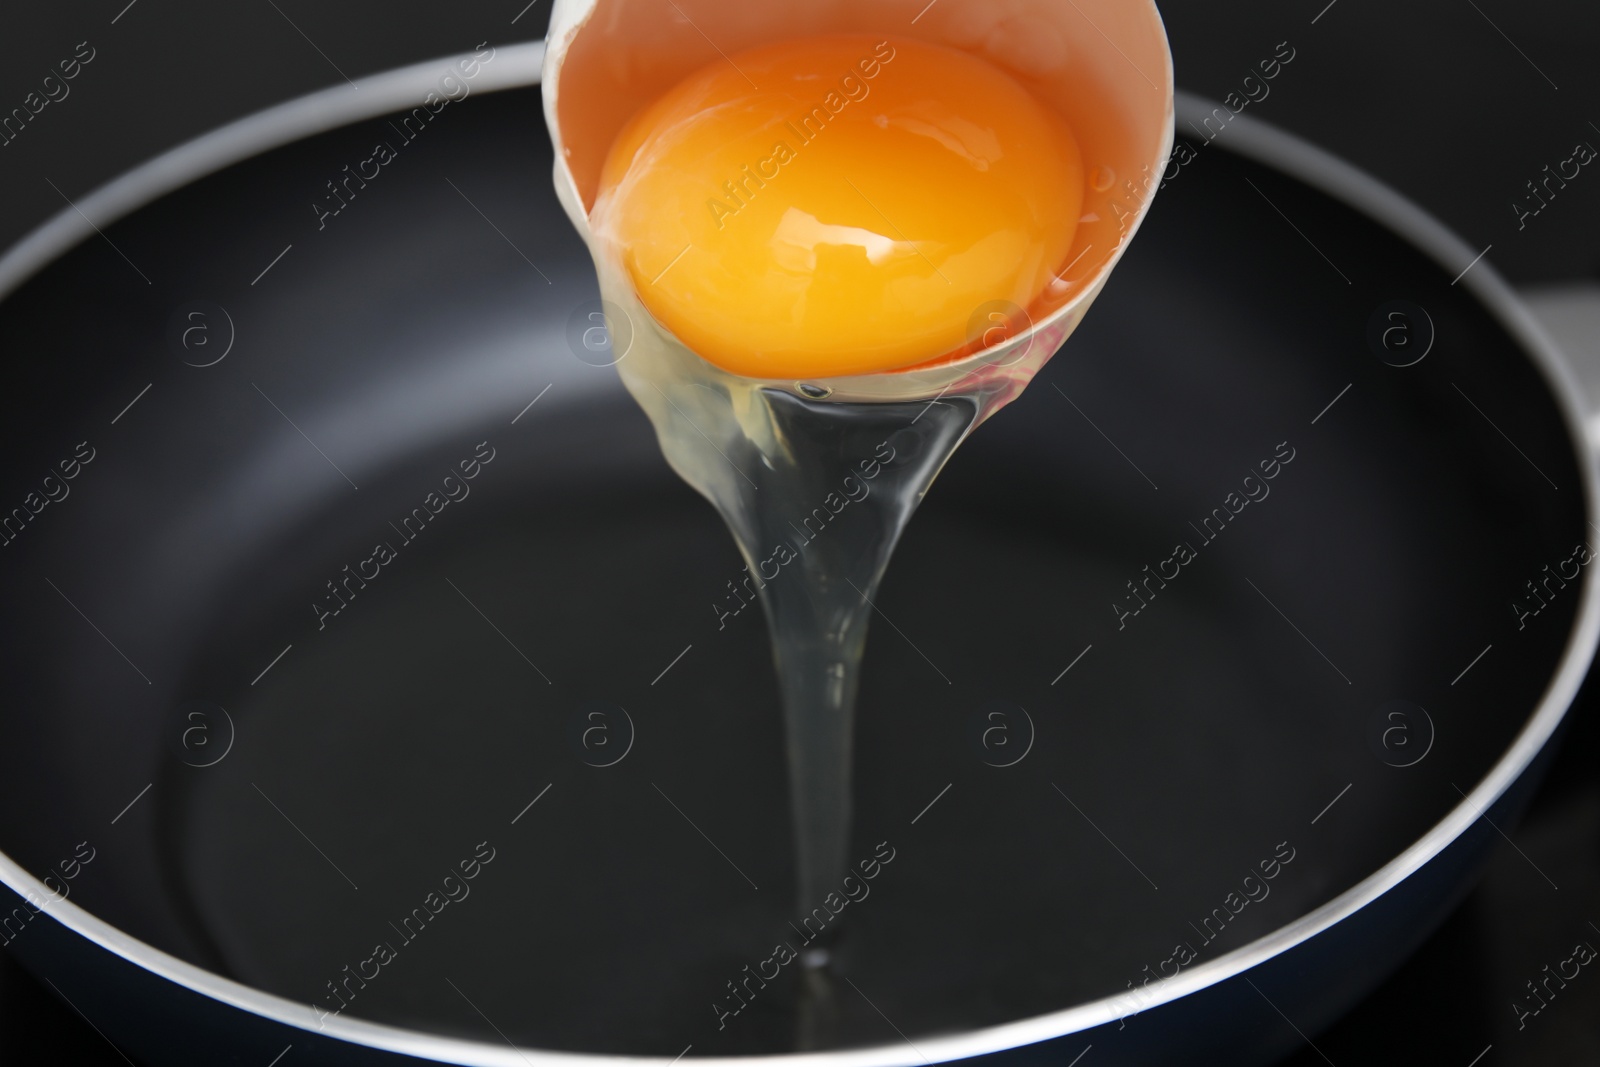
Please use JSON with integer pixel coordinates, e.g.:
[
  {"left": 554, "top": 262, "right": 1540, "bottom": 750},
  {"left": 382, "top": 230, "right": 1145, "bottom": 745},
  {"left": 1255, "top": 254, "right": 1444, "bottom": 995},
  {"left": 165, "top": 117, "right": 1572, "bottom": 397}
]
[{"left": 0, "top": 63, "right": 1591, "bottom": 1067}]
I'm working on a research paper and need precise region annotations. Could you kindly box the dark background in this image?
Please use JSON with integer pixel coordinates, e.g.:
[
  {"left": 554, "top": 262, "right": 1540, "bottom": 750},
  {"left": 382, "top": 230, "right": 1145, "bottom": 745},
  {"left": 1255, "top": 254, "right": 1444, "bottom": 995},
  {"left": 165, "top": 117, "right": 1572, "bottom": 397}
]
[
  {"left": 1, "top": 0, "right": 1598, "bottom": 1063},
  {"left": 2, "top": 0, "right": 1598, "bottom": 282}
]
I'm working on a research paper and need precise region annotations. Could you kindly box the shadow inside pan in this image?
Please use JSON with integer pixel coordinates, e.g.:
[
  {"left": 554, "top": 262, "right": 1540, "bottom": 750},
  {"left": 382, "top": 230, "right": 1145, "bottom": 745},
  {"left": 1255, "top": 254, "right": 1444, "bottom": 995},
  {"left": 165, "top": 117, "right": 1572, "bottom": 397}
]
[{"left": 0, "top": 87, "right": 1584, "bottom": 1057}]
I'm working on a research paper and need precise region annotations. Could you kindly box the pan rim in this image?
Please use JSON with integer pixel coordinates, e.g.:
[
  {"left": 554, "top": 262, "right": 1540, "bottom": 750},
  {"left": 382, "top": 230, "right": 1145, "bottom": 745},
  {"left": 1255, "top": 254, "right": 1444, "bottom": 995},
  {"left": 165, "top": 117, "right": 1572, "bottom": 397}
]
[{"left": 0, "top": 46, "right": 1594, "bottom": 1067}]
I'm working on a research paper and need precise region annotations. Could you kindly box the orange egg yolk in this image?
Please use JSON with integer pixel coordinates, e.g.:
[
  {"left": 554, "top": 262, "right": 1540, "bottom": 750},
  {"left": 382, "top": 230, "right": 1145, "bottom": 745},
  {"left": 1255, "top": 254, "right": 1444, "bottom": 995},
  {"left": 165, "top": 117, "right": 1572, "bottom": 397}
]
[{"left": 593, "top": 34, "right": 1084, "bottom": 379}]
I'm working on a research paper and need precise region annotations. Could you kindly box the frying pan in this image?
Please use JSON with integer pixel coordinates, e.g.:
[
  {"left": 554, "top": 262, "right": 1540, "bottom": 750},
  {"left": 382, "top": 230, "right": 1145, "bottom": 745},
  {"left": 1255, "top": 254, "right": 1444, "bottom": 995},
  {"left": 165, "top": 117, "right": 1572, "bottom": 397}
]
[{"left": 0, "top": 42, "right": 1593, "bottom": 1067}]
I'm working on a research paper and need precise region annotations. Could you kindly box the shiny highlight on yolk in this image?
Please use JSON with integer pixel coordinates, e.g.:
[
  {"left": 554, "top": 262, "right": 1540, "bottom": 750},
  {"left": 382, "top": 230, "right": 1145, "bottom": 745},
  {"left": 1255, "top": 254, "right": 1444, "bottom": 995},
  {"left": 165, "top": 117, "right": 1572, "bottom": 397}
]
[{"left": 593, "top": 35, "right": 1084, "bottom": 379}]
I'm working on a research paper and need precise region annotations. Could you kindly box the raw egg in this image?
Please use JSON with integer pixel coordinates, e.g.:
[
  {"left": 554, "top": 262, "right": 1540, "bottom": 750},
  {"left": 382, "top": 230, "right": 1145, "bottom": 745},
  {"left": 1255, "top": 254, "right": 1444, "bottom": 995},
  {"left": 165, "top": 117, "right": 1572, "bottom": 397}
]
[
  {"left": 542, "top": 0, "right": 1175, "bottom": 925},
  {"left": 590, "top": 35, "right": 1084, "bottom": 379}
]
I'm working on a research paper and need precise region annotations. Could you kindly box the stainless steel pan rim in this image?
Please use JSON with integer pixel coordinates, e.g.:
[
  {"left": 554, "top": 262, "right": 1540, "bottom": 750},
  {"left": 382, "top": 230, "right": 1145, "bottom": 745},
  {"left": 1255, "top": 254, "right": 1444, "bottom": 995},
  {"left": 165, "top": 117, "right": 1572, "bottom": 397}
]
[{"left": 0, "top": 45, "right": 1594, "bottom": 1067}]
